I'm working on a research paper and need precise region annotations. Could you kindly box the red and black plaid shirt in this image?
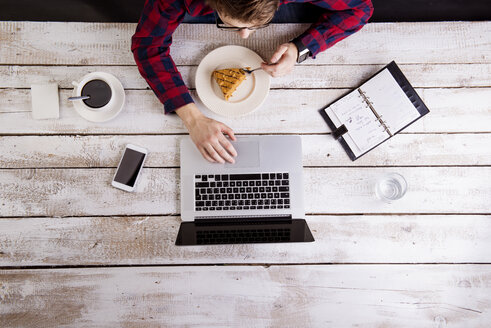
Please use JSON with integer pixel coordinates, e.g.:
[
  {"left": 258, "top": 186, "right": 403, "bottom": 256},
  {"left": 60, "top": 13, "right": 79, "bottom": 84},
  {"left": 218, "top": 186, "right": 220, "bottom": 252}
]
[{"left": 131, "top": 0, "right": 373, "bottom": 114}]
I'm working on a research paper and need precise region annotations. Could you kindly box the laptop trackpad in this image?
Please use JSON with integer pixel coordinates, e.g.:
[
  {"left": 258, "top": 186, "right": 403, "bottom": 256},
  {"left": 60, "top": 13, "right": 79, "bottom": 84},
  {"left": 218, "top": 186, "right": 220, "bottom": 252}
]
[{"left": 226, "top": 141, "right": 260, "bottom": 168}]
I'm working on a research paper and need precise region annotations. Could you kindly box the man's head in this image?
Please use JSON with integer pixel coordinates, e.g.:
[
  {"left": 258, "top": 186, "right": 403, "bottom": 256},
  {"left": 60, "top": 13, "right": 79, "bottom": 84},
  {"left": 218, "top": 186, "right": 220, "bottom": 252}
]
[{"left": 207, "top": 0, "right": 279, "bottom": 38}]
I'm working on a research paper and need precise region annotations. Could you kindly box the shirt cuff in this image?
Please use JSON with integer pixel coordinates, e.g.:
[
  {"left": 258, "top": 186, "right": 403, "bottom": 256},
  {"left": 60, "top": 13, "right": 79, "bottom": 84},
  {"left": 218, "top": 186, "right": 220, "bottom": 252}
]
[
  {"left": 296, "top": 30, "right": 323, "bottom": 59},
  {"left": 159, "top": 85, "right": 195, "bottom": 114}
]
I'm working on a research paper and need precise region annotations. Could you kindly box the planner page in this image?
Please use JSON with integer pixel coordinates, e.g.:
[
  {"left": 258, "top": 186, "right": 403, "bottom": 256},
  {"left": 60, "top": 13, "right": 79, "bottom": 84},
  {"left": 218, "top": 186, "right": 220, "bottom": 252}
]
[
  {"left": 360, "top": 69, "right": 420, "bottom": 133},
  {"left": 328, "top": 90, "right": 389, "bottom": 155},
  {"left": 325, "top": 106, "right": 365, "bottom": 158}
]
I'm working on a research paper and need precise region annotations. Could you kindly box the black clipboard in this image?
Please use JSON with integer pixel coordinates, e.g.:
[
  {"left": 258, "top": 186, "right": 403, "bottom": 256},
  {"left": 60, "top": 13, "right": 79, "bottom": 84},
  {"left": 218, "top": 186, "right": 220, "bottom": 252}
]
[{"left": 319, "top": 61, "right": 430, "bottom": 161}]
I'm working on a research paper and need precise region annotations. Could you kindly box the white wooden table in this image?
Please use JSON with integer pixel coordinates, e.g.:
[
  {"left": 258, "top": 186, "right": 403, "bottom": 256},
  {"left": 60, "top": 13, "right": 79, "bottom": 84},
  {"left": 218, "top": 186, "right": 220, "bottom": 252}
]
[{"left": 1, "top": 21, "right": 490, "bottom": 327}]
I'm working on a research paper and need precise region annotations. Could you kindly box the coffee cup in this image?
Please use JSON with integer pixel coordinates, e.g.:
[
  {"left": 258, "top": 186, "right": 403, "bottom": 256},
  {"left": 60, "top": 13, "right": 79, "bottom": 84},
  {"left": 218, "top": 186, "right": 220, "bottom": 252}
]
[
  {"left": 71, "top": 72, "right": 126, "bottom": 122},
  {"left": 72, "top": 72, "right": 119, "bottom": 112}
]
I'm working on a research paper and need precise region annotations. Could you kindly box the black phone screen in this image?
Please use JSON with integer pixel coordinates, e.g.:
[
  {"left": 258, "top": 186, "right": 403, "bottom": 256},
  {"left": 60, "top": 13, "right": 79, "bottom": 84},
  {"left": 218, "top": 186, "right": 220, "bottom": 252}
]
[{"left": 114, "top": 148, "right": 146, "bottom": 187}]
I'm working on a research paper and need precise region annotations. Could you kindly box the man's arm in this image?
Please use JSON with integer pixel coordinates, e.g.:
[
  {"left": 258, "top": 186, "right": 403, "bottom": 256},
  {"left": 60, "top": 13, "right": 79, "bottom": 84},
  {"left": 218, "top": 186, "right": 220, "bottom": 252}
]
[
  {"left": 294, "top": 0, "right": 373, "bottom": 57},
  {"left": 261, "top": 0, "right": 373, "bottom": 77},
  {"left": 131, "top": 0, "right": 237, "bottom": 163},
  {"left": 131, "top": 0, "right": 192, "bottom": 113}
]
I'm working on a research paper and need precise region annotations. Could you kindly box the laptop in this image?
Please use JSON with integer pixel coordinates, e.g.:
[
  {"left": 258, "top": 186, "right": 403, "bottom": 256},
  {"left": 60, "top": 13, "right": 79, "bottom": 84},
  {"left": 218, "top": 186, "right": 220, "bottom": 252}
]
[{"left": 176, "top": 135, "right": 314, "bottom": 245}]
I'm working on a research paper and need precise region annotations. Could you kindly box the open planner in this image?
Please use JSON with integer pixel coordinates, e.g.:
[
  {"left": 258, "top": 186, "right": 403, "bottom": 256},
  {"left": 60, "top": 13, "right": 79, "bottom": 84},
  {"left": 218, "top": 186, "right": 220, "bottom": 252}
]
[{"left": 320, "top": 61, "right": 430, "bottom": 161}]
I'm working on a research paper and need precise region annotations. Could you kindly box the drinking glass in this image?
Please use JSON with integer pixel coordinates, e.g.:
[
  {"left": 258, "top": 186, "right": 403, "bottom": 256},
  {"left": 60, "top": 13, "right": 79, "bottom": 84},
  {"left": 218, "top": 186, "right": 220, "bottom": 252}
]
[{"left": 375, "top": 173, "right": 407, "bottom": 203}]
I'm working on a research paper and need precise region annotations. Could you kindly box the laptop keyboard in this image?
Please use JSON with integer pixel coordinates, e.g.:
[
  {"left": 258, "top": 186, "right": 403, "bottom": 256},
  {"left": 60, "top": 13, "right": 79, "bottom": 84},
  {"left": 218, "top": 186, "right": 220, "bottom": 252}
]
[
  {"left": 196, "top": 228, "right": 291, "bottom": 244},
  {"left": 194, "top": 173, "right": 291, "bottom": 211}
]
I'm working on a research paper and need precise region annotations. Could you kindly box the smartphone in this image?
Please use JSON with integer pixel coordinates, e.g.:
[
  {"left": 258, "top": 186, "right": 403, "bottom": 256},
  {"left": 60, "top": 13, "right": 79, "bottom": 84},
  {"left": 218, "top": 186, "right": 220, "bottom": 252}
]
[{"left": 111, "top": 144, "right": 148, "bottom": 192}]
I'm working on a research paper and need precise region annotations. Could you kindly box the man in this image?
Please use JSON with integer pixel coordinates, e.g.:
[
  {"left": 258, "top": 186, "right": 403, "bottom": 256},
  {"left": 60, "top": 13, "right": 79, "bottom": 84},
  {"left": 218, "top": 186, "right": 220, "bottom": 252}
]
[{"left": 132, "top": 0, "right": 373, "bottom": 163}]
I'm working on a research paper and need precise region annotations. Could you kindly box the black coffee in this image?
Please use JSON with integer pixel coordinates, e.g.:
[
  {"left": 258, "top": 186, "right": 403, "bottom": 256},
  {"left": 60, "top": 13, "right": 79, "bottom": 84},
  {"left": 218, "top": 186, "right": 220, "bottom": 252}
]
[{"left": 81, "top": 79, "right": 112, "bottom": 108}]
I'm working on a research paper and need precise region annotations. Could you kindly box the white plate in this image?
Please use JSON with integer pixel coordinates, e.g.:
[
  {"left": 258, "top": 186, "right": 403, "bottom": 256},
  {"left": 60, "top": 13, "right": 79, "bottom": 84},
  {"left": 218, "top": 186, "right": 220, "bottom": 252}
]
[
  {"left": 72, "top": 72, "right": 125, "bottom": 123},
  {"left": 195, "top": 45, "right": 271, "bottom": 118}
]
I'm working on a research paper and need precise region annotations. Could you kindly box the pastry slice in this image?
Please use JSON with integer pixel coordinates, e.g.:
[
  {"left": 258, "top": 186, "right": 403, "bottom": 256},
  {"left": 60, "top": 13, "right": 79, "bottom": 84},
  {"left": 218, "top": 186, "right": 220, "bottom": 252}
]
[{"left": 212, "top": 68, "right": 247, "bottom": 101}]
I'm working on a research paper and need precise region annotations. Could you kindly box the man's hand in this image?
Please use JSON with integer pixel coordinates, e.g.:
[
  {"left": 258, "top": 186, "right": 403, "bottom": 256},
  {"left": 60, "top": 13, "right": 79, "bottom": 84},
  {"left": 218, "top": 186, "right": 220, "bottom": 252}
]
[
  {"left": 176, "top": 103, "right": 237, "bottom": 164},
  {"left": 260, "top": 42, "right": 297, "bottom": 77}
]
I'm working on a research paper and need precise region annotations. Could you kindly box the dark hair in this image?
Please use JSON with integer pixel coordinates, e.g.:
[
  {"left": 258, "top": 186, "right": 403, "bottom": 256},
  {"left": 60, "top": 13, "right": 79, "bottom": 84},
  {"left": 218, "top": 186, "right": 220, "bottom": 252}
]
[{"left": 208, "top": 0, "right": 280, "bottom": 24}]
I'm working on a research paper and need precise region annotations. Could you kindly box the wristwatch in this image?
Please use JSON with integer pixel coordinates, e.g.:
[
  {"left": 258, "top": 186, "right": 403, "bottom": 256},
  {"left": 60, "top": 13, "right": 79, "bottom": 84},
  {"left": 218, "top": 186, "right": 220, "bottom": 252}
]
[{"left": 291, "top": 38, "right": 311, "bottom": 63}]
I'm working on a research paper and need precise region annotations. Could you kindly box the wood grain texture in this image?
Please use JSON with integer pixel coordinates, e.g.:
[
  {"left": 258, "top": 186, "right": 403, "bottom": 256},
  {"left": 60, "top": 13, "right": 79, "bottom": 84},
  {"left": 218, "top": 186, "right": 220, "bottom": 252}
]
[
  {"left": 1, "top": 20, "right": 490, "bottom": 328},
  {"left": 1, "top": 134, "right": 490, "bottom": 168},
  {"left": 0, "top": 167, "right": 489, "bottom": 217},
  {"left": 0, "top": 215, "right": 490, "bottom": 266},
  {"left": 1, "top": 22, "right": 490, "bottom": 65},
  {"left": 1, "top": 265, "right": 490, "bottom": 327},
  {"left": 1, "top": 88, "right": 490, "bottom": 134},
  {"left": 1, "top": 63, "right": 490, "bottom": 89}
]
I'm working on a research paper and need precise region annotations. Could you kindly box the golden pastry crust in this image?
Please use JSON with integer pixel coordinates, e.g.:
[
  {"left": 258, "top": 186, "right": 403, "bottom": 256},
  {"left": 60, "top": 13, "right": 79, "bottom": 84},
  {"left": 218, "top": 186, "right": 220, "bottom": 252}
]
[{"left": 212, "top": 68, "right": 247, "bottom": 101}]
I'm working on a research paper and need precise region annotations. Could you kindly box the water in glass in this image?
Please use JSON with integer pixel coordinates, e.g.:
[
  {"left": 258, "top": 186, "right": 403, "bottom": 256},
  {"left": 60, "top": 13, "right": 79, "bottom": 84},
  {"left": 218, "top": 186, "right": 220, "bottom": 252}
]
[{"left": 375, "top": 173, "right": 407, "bottom": 203}]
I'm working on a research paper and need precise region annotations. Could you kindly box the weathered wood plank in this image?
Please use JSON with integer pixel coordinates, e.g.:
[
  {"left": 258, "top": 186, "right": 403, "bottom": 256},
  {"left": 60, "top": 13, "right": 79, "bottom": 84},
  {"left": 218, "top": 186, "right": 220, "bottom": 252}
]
[
  {"left": 0, "top": 88, "right": 490, "bottom": 134},
  {"left": 1, "top": 265, "right": 490, "bottom": 327},
  {"left": 0, "top": 21, "right": 489, "bottom": 328},
  {"left": 0, "top": 215, "right": 490, "bottom": 266},
  {"left": 0, "top": 167, "right": 489, "bottom": 217},
  {"left": 1, "top": 134, "right": 490, "bottom": 168},
  {"left": 1, "top": 22, "right": 490, "bottom": 65},
  {"left": 1, "top": 63, "right": 490, "bottom": 89}
]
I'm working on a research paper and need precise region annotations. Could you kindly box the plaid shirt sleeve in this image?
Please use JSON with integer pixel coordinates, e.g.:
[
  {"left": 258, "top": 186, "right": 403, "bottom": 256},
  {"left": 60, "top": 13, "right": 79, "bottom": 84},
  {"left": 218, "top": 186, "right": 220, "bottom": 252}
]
[
  {"left": 131, "top": 0, "right": 194, "bottom": 114},
  {"left": 293, "top": 0, "right": 373, "bottom": 57}
]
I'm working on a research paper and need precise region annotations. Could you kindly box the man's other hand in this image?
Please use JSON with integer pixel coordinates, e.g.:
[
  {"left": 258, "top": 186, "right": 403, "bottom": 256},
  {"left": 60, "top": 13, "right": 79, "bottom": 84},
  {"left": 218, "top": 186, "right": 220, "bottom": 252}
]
[
  {"left": 261, "top": 42, "right": 297, "bottom": 77},
  {"left": 176, "top": 103, "right": 237, "bottom": 164}
]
